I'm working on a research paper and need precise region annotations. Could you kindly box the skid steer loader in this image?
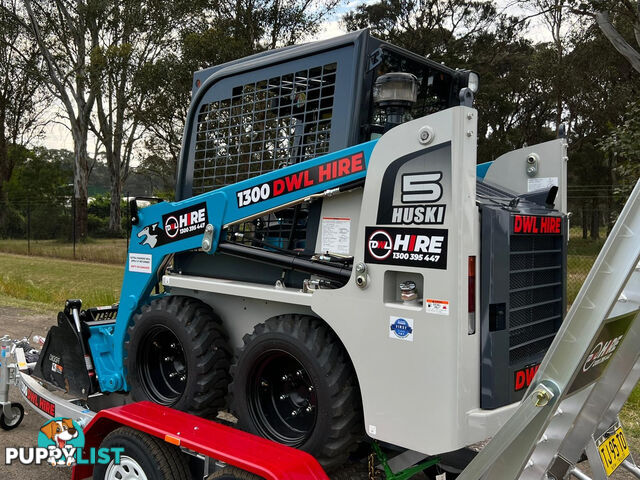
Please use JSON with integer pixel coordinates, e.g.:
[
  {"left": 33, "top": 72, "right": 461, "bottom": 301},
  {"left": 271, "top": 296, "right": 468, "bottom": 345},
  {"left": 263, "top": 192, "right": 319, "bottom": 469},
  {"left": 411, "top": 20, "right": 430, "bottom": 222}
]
[{"left": 32, "top": 29, "right": 570, "bottom": 472}]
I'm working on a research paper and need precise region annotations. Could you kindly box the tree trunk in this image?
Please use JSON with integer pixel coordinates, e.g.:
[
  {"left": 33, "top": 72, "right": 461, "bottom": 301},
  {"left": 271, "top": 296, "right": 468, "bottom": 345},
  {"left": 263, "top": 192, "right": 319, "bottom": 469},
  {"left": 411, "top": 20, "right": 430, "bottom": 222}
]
[
  {"left": 582, "top": 203, "right": 588, "bottom": 240},
  {"left": 607, "top": 158, "right": 614, "bottom": 235},
  {"left": 0, "top": 134, "right": 8, "bottom": 228},
  {"left": 595, "top": 11, "right": 640, "bottom": 74},
  {"left": 72, "top": 128, "right": 89, "bottom": 239},
  {"left": 590, "top": 197, "right": 600, "bottom": 240},
  {"left": 0, "top": 119, "right": 11, "bottom": 228},
  {"left": 109, "top": 172, "right": 122, "bottom": 234}
]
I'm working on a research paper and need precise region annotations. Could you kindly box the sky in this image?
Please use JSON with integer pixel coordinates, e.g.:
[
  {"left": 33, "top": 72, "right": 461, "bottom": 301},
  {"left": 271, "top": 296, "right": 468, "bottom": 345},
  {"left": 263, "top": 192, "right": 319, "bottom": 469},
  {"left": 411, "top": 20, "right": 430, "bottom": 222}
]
[{"left": 36, "top": 0, "right": 552, "bottom": 153}]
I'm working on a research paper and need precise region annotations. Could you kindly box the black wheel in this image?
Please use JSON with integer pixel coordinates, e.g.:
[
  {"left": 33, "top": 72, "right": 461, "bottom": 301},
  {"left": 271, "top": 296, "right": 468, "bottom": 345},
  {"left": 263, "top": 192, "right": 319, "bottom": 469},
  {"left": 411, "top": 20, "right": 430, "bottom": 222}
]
[
  {"left": 93, "top": 426, "right": 188, "bottom": 480},
  {"left": 0, "top": 403, "right": 24, "bottom": 430},
  {"left": 229, "top": 315, "right": 363, "bottom": 469},
  {"left": 126, "top": 296, "right": 231, "bottom": 416},
  {"left": 208, "top": 466, "right": 263, "bottom": 479}
]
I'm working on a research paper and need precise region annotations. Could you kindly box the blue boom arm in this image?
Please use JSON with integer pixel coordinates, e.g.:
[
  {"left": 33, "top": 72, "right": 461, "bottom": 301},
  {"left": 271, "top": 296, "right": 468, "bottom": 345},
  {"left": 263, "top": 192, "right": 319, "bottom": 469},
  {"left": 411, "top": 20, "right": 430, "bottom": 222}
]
[{"left": 89, "top": 141, "right": 377, "bottom": 392}]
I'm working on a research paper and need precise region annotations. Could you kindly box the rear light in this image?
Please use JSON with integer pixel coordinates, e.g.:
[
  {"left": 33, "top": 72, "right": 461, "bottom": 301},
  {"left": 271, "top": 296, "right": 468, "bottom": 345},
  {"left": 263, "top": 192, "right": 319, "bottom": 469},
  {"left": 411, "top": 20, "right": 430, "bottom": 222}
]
[{"left": 468, "top": 256, "right": 476, "bottom": 334}]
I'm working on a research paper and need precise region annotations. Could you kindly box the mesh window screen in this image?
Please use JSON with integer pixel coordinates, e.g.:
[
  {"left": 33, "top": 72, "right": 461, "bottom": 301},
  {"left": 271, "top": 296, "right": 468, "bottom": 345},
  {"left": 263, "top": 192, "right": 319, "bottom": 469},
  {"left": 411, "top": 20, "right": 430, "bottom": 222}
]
[{"left": 192, "top": 63, "right": 338, "bottom": 196}]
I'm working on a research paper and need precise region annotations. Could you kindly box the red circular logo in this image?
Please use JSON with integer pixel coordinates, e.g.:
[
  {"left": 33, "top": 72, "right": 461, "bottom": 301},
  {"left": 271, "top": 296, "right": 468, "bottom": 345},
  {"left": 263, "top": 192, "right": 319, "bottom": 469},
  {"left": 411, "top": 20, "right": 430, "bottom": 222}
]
[
  {"left": 164, "top": 216, "right": 179, "bottom": 238},
  {"left": 368, "top": 230, "right": 393, "bottom": 260}
]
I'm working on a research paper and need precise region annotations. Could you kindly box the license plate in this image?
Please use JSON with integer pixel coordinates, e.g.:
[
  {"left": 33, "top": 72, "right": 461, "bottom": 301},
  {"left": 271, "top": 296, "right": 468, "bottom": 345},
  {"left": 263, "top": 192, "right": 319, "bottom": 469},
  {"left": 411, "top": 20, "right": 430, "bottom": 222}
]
[{"left": 597, "top": 422, "right": 630, "bottom": 476}]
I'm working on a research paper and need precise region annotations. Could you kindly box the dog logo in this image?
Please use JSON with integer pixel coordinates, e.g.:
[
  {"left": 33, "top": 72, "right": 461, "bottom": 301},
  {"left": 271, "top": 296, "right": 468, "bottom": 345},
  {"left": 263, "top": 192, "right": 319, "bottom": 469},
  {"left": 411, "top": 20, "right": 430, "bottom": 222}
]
[
  {"left": 138, "top": 223, "right": 159, "bottom": 248},
  {"left": 37, "top": 417, "right": 84, "bottom": 466},
  {"left": 5, "top": 416, "right": 124, "bottom": 467}
]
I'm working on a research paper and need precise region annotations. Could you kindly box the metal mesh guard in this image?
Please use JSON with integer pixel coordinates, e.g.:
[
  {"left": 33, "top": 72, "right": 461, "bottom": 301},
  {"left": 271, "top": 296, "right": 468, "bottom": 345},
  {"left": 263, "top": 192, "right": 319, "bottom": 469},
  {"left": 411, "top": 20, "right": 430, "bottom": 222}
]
[
  {"left": 192, "top": 63, "right": 338, "bottom": 195},
  {"left": 508, "top": 234, "right": 564, "bottom": 365}
]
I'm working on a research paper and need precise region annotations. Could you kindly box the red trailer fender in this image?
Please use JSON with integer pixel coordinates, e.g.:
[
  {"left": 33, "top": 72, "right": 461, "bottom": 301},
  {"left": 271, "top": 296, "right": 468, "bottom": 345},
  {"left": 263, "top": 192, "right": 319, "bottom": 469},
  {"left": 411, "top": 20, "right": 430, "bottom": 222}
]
[{"left": 72, "top": 401, "right": 330, "bottom": 480}]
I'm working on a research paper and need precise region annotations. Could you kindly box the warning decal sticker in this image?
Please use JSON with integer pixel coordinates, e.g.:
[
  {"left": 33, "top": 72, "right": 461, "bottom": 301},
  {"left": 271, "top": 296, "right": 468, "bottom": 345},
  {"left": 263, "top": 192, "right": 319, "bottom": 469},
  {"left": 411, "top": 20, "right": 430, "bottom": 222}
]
[
  {"left": 426, "top": 298, "right": 449, "bottom": 315},
  {"left": 321, "top": 217, "right": 351, "bottom": 255},
  {"left": 129, "top": 253, "right": 152, "bottom": 273}
]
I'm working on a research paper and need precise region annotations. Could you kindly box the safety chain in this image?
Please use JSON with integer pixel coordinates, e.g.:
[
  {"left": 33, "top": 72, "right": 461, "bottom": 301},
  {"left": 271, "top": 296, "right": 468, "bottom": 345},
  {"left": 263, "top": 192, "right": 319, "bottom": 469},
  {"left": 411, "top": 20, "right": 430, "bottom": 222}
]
[{"left": 368, "top": 453, "right": 381, "bottom": 480}]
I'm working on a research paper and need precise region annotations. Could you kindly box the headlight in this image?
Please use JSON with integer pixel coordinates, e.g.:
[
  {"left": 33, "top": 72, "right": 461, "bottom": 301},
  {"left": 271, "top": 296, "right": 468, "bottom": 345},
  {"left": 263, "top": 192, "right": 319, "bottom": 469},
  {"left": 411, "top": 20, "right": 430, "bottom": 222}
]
[
  {"left": 373, "top": 72, "right": 418, "bottom": 107},
  {"left": 467, "top": 72, "right": 479, "bottom": 93}
]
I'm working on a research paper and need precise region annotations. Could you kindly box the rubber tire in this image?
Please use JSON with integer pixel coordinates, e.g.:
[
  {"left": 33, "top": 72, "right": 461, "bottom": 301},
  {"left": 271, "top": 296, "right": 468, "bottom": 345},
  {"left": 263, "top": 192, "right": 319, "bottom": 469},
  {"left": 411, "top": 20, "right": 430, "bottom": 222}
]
[
  {"left": 229, "top": 315, "right": 363, "bottom": 470},
  {"left": 208, "top": 466, "right": 263, "bottom": 479},
  {"left": 126, "top": 296, "right": 231, "bottom": 417},
  {"left": 93, "top": 426, "right": 189, "bottom": 480},
  {"left": 0, "top": 403, "right": 24, "bottom": 430}
]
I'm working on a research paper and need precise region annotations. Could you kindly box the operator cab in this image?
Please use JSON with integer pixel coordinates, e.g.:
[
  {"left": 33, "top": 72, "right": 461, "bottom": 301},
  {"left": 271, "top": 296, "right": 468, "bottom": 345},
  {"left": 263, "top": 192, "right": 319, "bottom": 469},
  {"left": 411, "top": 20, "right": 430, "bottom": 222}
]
[{"left": 176, "top": 30, "right": 477, "bottom": 283}]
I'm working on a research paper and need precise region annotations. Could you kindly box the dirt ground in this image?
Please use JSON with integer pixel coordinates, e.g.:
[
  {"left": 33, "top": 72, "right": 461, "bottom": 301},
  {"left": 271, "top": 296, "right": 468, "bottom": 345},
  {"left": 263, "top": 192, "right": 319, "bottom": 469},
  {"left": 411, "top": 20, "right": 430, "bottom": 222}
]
[
  {"left": 0, "top": 303, "right": 638, "bottom": 480},
  {"left": 0, "top": 305, "right": 68, "bottom": 479}
]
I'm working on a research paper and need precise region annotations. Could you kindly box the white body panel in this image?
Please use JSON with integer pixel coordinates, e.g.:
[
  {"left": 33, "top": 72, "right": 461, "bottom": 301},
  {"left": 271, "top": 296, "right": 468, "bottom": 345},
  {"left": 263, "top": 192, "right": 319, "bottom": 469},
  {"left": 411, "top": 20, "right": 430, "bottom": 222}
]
[{"left": 483, "top": 139, "right": 569, "bottom": 214}]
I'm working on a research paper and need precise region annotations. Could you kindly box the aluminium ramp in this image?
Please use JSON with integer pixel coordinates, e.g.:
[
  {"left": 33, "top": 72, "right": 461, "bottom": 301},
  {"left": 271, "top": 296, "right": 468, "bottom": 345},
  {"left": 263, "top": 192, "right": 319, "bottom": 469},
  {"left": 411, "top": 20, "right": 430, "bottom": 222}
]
[
  {"left": 457, "top": 179, "right": 640, "bottom": 480},
  {"left": 524, "top": 263, "right": 640, "bottom": 480}
]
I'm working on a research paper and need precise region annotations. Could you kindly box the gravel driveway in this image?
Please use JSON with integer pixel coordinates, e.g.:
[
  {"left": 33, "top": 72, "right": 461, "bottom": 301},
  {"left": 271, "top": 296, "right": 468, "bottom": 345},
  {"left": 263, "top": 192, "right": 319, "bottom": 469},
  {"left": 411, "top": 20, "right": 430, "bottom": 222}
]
[{"left": 0, "top": 305, "right": 69, "bottom": 479}]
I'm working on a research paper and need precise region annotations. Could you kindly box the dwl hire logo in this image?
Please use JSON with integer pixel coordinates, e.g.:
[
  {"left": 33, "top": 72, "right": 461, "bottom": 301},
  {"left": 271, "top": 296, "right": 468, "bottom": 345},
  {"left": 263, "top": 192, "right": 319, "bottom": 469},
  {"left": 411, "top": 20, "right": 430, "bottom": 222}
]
[{"left": 4, "top": 417, "right": 123, "bottom": 467}]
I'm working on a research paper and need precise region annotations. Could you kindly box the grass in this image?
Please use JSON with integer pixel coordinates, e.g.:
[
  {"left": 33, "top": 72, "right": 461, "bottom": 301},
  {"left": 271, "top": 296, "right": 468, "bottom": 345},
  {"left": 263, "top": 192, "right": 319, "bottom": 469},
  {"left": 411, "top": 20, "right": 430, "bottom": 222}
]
[
  {"left": 0, "top": 238, "right": 128, "bottom": 264},
  {"left": 566, "top": 226, "right": 607, "bottom": 304},
  {"left": 0, "top": 253, "right": 123, "bottom": 309},
  {"left": 621, "top": 384, "right": 640, "bottom": 453},
  {"left": 568, "top": 255, "right": 595, "bottom": 304},
  {"left": 567, "top": 226, "right": 607, "bottom": 256}
]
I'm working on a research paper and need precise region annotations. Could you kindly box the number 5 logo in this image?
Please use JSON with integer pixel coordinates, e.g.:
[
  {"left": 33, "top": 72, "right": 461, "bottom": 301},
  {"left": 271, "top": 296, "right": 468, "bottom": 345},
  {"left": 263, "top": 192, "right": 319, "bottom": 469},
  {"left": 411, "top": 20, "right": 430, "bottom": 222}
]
[{"left": 401, "top": 172, "right": 443, "bottom": 203}]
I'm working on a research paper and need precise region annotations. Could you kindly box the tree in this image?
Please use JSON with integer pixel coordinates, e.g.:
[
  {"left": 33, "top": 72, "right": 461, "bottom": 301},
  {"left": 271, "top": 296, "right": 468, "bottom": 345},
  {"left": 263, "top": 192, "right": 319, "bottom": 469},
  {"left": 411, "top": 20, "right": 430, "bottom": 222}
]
[
  {"left": 571, "top": 0, "right": 640, "bottom": 73},
  {"left": 599, "top": 100, "right": 640, "bottom": 196},
  {"left": 518, "top": 0, "right": 581, "bottom": 132},
  {"left": 343, "top": 0, "right": 558, "bottom": 160},
  {"left": 135, "top": 55, "right": 190, "bottom": 195},
  {"left": 212, "top": 0, "right": 341, "bottom": 51},
  {"left": 139, "top": 0, "right": 341, "bottom": 199},
  {"left": 18, "top": 0, "right": 105, "bottom": 239},
  {"left": 88, "top": 0, "right": 197, "bottom": 234},
  {"left": 4, "top": 147, "right": 72, "bottom": 239},
  {"left": 134, "top": 152, "right": 176, "bottom": 194},
  {"left": 470, "top": 37, "right": 557, "bottom": 161},
  {"left": 562, "top": 22, "right": 640, "bottom": 237},
  {"left": 0, "top": 0, "right": 48, "bottom": 227},
  {"left": 343, "top": 0, "right": 505, "bottom": 63}
]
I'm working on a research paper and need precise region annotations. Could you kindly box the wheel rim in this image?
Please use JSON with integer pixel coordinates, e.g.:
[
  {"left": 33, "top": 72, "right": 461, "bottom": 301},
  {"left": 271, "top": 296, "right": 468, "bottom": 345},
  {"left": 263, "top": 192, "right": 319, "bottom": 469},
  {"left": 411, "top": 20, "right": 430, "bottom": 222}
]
[
  {"left": 4, "top": 407, "right": 22, "bottom": 427},
  {"left": 104, "top": 455, "right": 149, "bottom": 480},
  {"left": 137, "top": 325, "right": 187, "bottom": 405},
  {"left": 248, "top": 349, "right": 318, "bottom": 446},
  {"left": 4, "top": 406, "right": 22, "bottom": 427}
]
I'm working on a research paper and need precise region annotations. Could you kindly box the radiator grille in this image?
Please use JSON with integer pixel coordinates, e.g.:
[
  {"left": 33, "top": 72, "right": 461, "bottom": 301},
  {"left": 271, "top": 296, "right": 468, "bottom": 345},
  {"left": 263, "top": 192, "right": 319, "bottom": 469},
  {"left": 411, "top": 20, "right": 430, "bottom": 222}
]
[
  {"left": 508, "top": 234, "right": 564, "bottom": 365},
  {"left": 192, "top": 63, "right": 337, "bottom": 196}
]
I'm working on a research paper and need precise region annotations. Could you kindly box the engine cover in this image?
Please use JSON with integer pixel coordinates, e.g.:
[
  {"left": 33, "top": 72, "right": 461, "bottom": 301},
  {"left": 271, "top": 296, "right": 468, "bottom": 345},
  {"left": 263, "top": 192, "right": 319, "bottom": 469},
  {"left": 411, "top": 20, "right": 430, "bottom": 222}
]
[{"left": 480, "top": 204, "right": 567, "bottom": 409}]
